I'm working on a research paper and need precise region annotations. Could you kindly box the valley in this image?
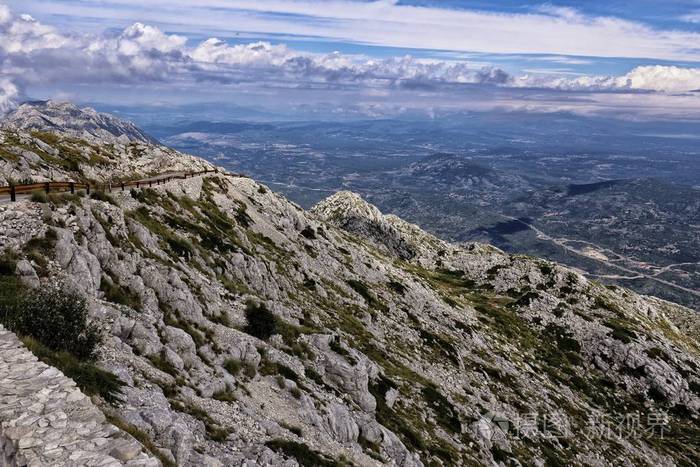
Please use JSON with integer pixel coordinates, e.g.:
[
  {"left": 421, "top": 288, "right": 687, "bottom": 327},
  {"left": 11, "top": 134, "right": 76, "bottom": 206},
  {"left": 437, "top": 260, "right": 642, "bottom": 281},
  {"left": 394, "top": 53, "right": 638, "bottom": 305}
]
[{"left": 146, "top": 113, "right": 700, "bottom": 311}]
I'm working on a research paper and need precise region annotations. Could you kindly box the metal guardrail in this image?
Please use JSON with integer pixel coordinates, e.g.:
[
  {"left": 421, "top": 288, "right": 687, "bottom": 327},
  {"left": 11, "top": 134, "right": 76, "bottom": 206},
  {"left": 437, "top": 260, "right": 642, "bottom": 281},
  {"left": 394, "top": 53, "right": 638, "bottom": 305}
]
[{"left": 0, "top": 169, "right": 245, "bottom": 202}]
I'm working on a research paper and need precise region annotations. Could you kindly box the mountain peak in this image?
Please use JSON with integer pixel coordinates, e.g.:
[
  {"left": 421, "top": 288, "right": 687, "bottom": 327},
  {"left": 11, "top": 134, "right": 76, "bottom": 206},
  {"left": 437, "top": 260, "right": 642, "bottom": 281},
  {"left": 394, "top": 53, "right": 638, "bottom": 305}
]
[
  {"left": 0, "top": 99, "right": 211, "bottom": 185},
  {"left": 313, "top": 190, "right": 439, "bottom": 261},
  {"left": 1, "top": 100, "right": 158, "bottom": 144},
  {"left": 312, "top": 190, "right": 383, "bottom": 223}
]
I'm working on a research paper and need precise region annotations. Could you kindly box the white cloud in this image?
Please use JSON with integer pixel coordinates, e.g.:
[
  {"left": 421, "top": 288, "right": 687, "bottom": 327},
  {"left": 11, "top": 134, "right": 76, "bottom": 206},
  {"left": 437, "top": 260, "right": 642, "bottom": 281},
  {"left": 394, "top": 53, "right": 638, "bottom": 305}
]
[
  {"left": 681, "top": 11, "right": 700, "bottom": 23},
  {"left": 190, "top": 40, "right": 510, "bottom": 87},
  {"left": 20, "top": 0, "right": 700, "bottom": 62},
  {"left": 0, "top": 4, "right": 70, "bottom": 53},
  {"left": 518, "top": 66, "right": 700, "bottom": 93},
  {"left": 622, "top": 65, "right": 700, "bottom": 92},
  {"left": 0, "top": 77, "right": 20, "bottom": 114},
  {"left": 116, "top": 23, "right": 186, "bottom": 56},
  {"left": 0, "top": 4, "right": 699, "bottom": 119}
]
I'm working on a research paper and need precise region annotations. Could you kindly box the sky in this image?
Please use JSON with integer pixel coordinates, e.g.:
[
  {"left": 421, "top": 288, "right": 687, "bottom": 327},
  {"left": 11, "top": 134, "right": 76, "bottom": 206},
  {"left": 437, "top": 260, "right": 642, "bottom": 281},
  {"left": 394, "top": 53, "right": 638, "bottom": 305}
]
[{"left": 1, "top": 0, "right": 700, "bottom": 120}]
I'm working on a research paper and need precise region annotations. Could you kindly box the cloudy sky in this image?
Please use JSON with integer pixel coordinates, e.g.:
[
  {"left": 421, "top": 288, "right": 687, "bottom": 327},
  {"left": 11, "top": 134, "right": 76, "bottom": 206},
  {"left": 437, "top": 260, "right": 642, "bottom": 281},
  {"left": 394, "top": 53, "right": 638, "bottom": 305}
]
[{"left": 1, "top": 0, "right": 700, "bottom": 119}]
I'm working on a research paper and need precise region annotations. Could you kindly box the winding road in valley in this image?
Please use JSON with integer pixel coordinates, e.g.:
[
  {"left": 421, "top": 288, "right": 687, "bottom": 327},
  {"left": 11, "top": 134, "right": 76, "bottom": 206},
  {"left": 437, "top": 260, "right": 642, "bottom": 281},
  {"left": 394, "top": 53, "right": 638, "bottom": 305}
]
[{"left": 499, "top": 214, "right": 700, "bottom": 298}]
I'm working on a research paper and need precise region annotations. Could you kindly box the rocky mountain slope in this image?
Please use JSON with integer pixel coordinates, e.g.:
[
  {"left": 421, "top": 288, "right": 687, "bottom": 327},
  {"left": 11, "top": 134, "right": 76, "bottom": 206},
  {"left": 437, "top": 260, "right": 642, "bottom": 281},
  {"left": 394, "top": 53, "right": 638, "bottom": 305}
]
[
  {"left": 0, "top": 102, "right": 211, "bottom": 186},
  {"left": 0, "top": 107, "right": 698, "bottom": 466},
  {"left": 2, "top": 101, "right": 158, "bottom": 145}
]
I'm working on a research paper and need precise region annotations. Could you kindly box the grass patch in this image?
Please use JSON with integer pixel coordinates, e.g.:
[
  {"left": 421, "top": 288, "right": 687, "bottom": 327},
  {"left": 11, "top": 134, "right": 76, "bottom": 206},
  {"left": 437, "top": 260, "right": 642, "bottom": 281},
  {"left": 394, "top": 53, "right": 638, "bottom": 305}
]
[
  {"left": 23, "top": 336, "right": 123, "bottom": 403},
  {"left": 224, "top": 358, "right": 242, "bottom": 375},
  {"left": 100, "top": 275, "right": 141, "bottom": 310},
  {"left": 147, "top": 350, "right": 179, "bottom": 377},
  {"left": 346, "top": 279, "right": 388, "bottom": 312},
  {"left": 604, "top": 319, "right": 637, "bottom": 344},
  {"left": 22, "top": 228, "right": 58, "bottom": 277},
  {"left": 170, "top": 399, "right": 232, "bottom": 442},
  {"left": 421, "top": 384, "right": 462, "bottom": 433},
  {"left": 419, "top": 329, "right": 459, "bottom": 366},
  {"left": 265, "top": 439, "right": 344, "bottom": 467},
  {"left": 106, "top": 414, "right": 176, "bottom": 467}
]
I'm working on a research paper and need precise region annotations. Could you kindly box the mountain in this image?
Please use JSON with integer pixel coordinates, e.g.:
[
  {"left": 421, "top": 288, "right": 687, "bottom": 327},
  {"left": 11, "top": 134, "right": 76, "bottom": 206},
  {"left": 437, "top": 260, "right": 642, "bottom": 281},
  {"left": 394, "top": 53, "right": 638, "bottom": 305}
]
[
  {"left": 0, "top": 105, "right": 698, "bottom": 466},
  {"left": 396, "top": 153, "right": 533, "bottom": 205},
  {"left": 0, "top": 108, "right": 210, "bottom": 185},
  {"left": 2, "top": 100, "right": 159, "bottom": 145}
]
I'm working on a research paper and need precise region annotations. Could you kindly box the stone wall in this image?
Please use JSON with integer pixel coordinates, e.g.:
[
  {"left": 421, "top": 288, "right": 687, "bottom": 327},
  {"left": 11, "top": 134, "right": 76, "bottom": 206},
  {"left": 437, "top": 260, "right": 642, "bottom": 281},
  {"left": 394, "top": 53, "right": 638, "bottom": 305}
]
[{"left": 0, "top": 326, "right": 159, "bottom": 466}]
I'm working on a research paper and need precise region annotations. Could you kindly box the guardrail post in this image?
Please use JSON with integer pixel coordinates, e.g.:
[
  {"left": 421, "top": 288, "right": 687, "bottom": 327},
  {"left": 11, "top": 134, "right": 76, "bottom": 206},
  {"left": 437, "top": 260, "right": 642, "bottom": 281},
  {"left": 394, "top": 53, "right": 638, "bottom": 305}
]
[
  {"left": 70, "top": 182, "right": 75, "bottom": 194},
  {"left": 86, "top": 185, "right": 90, "bottom": 195},
  {"left": 149, "top": 180, "right": 152, "bottom": 187},
  {"left": 121, "top": 183, "right": 125, "bottom": 191},
  {"left": 10, "top": 185, "right": 15, "bottom": 202},
  {"left": 44, "top": 182, "right": 50, "bottom": 194}
]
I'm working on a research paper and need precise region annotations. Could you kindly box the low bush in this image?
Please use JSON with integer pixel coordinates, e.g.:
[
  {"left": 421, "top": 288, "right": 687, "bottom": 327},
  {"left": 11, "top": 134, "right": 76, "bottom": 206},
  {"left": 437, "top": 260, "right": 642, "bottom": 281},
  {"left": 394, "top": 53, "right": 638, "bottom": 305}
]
[
  {"left": 212, "top": 389, "right": 237, "bottom": 402},
  {"left": 90, "top": 190, "right": 117, "bottom": 205},
  {"left": 0, "top": 249, "right": 18, "bottom": 276},
  {"left": 30, "top": 190, "right": 47, "bottom": 203},
  {"left": 223, "top": 358, "right": 242, "bottom": 375},
  {"left": 243, "top": 301, "right": 277, "bottom": 339},
  {"left": 2, "top": 285, "right": 101, "bottom": 359}
]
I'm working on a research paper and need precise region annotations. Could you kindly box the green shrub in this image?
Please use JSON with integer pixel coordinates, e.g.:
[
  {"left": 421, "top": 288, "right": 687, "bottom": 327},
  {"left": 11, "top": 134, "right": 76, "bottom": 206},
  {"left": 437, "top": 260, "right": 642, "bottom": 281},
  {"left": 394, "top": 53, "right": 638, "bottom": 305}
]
[
  {"left": 30, "top": 190, "right": 47, "bottom": 203},
  {"left": 90, "top": 190, "right": 117, "bottom": 205},
  {"left": 0, "top": 276, "right": 22, "bottom": 312},
  {"left": 212, "top": 389, "right": 237, "bottom": 402},
  {"left": 223, "top": 358, "right": 242, "bottom": 375},
  {"left": 1, "top": 285, "right": 101, "bottom": 360},
  {"left": 0, "top": 249, "right": 18, "bottom": 276},
  {"left": 243, "top": 301, "right": 277, "bottom": 339}
]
